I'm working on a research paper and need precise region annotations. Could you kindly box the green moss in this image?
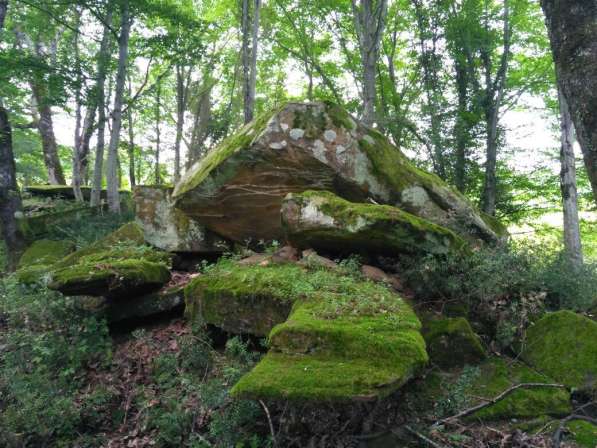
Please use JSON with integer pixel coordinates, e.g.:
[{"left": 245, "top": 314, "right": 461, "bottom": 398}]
[
  {"left": 16, "top": 240, "right": 75, "bottom": 284},
  {"left": 422, "top": 316, "right": 486, "bottom": 369},
  {"left": 291, "top": 104, "right": 327, "bottom": 138},
  {"left": 54, "top": 222, "right": 146, "bottom": 269},
  {"left": 566, "top": 420, "right": 597, "bottom": 447},
  {"left": 522, "top": 310, "right": 597, "bottom": 389},
  {"left": 323, "top": 101, "right": 357, "bottom": 131},
  {"left": 49, "top": 258, "right": 171, "bottom": 298},
  {"left": 468, "top": 358, "right": 571, "bottom": 420},
  {"left": 285, "top": 190, "right": 467, "bottom": 255},
  {"left": 173, "top": 108, "right": 280, "bottom": 199}
]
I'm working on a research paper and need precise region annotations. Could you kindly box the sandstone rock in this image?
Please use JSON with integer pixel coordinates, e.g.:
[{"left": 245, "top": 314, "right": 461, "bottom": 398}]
[
  {"left": 271, "top": 245, "right": 299, "bottom": 263},
  {"left": 360, "top": 265, "right": 402, "bottom": 290},
  {"left": 186, "top": 260, "right": 427, "bottom": 402},
  {"left": 133, "top": 185, "right": 229, "bottom": 253},
  {"left": 107, "top": 285, "right": 185, "bottom": 322},
  {"left": 522, "top": 310, "right": 597, "bottom": 389},
  {"left": 282, "top": 190, "right": 466, "bottom": 256},
  {"left": 298, "top": 249, "right": 338, "bottom": 270},
  {"left": 48, "top": 223, "right": 172, "bottom": 299},
  {"left": 172, "top": 102, "right": 504, "bottom": 244},
  {"left": 421, "top": 316, "right": 486, "bottom": 369},
  {"left": 237, "top": 253, "right": 271, "bottom": 266}
]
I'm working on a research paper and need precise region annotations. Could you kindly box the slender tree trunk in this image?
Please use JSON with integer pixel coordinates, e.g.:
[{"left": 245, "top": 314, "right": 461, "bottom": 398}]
[
  {"left": 72, "top": 8, "right": 85, "bottom": 201},
  {"left": 126, "top": 76, "right": 136, "bottom": 187},
  {"left": 0, "top": 106, "right": 26, "bottom": 271},
  {"left": 558, "top": 87, "right": 583, "bottom": 267},
  {"left": 0, "top": 1, "right": 8, "bottom": 29},
  {"left": 90, "top": 8, "right": 113, "bottom": 207},
  {"left": 351, "top": 0, "right": 388, "bottom": 127},
  {"left": 241, "top": 0, "right": 260, "bottom": 123},
  {"left": 174, "top": 65, "right": 184, "bottom": 183},
  {"left": 541, "top": 0, "right": 597, "bottom": 206},
  {"left": 30, "top": 82, "right": 66, "bottom": 185},
  {"left": 454, "top": 61, "right": 468, "bottom": 193},
  {"left": 481, "top": 0, "right": 511, "bottom": 216},
  {"left": 154, "top": 80, "right": 161, "bottom": 185},
  {"left": 106, "top": 1, "right": 131, "bottom": 213},
  {"left": 188, "top": 78, "right": 213, "bottom": 167}
]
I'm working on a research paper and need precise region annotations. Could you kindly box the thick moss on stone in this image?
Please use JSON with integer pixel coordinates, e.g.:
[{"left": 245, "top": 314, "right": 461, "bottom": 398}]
[
  {"left": 468, "top": 358, "right": 571, "bottom": 420},
  {"left": 49, "top": 258, "right": 171, "bottom": 298},
  {"left": 522, "top": 310, "right": 597, "bottom": 389},
  {"left": 107, "top": 285, "right": 185, "bottom": 322},
  {"left": 422, "top": 316, "right": 486, "bottom": 369},
  {"left": 283, "top": 190, "right": 467, "bottom": 256},
  {"left": 16, "top": 239, "right": 75, "bottom": 284}
]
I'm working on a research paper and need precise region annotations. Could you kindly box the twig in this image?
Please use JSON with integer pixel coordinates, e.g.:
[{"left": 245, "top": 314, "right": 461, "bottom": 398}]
[
  {"left": 403, "top": 426, "right": 449, "bottom": 448},
  {"left": 436, "top": 382, "right": 567, "bottom": 425},
  {"left": 259, "top": 399, "right": 278, "bottom": 448}
]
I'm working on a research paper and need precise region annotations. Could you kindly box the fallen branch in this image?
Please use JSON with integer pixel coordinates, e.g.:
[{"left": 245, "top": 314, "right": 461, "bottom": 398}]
[
  {"left": 259, "top": 399, "right": 278, "bottom": 448},
  {"left": 436, "top": 382, "right": 567, "bottom": 425},
  {"left": 553, "top": 401, "right": 597, "bottom": 448}
]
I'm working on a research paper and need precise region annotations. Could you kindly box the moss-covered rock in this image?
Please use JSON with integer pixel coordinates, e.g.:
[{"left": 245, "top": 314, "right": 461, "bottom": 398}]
[
  {"left": 48, "top": 223, "right": 172, "bottom": 298},
  {"left": 566, "top": 420, "right": 597, "bottom": 448},
  {"left": 421, "top": 316, "right": 486, "bottom": 369},
  {"left": 134, "top": 185, "right": 230, "bottom": 253},
  {"left": 468, "top": 358, "right": 571, "bottom": 420},
  {"left": 106, "top": 285, "right": 185, "bottom": 322},
  {"left": 522, "top": 310, "right": 597, "bottom": 389},
  {"left": 15, "top": 239, "right": 75, "bottom": 284},
  {"left": 282, "top": 190, "right": 467, "bottom": 256},
  {"left": 172, "top": 102, "right": 503, "bottom": 244}
]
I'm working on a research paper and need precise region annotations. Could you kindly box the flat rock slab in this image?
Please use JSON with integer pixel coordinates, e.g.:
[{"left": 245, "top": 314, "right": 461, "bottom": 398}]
[
  {"left": 173, "top": 102, "right": 503, "bottom": 244},
  {"left": 282, "top": 190, "right": 466, "bottom": 257}
]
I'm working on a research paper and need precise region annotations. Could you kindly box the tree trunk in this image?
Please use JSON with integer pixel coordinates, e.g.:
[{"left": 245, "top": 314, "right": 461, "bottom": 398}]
[
  {"left": 541, "top": 0, "right": 597, "bottom": 206},
  {"left": 174, "top": 65, "right": 184, "bottom": 183},
  {"left": 72, "top": 8, "right": 85, "bottom": 201},
  {"left": 0, "top": 1, "right": 7, "bottom": 30},
  {"left": 90, "top": 8, "right": 113, "bottom": 207},
  {"left": 351, "top": 0, "right": 388, "bottom": 127},
  {"left": 0, "top": 106, "right": 26, "bottom": 271},
  {"left": 154, "top": 80, "right": 161, "bottom": 185},
  {"left": 126, "top": 76, "right": 136, "bottom": 187},
  {"left": 188, "top": 78, "right": 213, "bottom": 167},
  {"left": 241, "top": 0, "right": 260, "bottom": 124},
  {"left": 30, "top": 81, "right": 66, "bottom": 185},
  {"left": 453, "top": 60, "right": 468, "bottom": 193},
  {"left": 106, "top": 1, "right": 131, "bottom": 213},
  {"left": 558, "top": 87, "right": 583, "bottom": 267}
]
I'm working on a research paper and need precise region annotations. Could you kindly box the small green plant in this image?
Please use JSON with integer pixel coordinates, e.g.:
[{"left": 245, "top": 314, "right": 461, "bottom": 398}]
[{"left": 436, "top": 365, "right": 481, "bottom": 417}]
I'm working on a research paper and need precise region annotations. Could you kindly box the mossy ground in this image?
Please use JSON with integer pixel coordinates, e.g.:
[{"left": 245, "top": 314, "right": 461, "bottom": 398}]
[
  {"left": 468, "top": 358, "right": 571, "bottom": 420},
  {"left": 188, "top": 258, "right": 428, "bottom": 401},
  {"left": 566, "top": 420, "right": 597, "bottom": 447},
  {"left": 16, "top": 239, "right": 75, "bottom": 284},
  {"left": 421, "top": 316, "right": 486, "bottom": 369},
  {"left": 522, "top": 310, "right": 597, "bottom": 389}
]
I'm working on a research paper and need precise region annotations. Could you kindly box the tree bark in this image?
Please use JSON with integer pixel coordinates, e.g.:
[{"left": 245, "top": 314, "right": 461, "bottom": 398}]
[
  {"left": 351, "top": 0, "right": 388, "bottom": 127},
  {"left": 126, "top": 75, "right": 136, "bottom": 187},
  {"left": 241, "top": 0, "right": 261, "bottom": 123},
  {"left": 481, "top": 0, "right": 511, "bottom": 216},
  {"left": 558, "top": 87, "right": 583, "bottom": 267},
  {"left": 72, "top": 8, "right": 85, "bottom": 201},
  {"left": 154, "top": 79, "right": 161, "bottom": 185},
  {"left": 90, "top": 7, "right": 113, "bottom": 207},
  {"left": 541, "top": 0, "right": 597, "bottom": 206},
  {"left": 188, "top": 77, "right": 213, "bottom": 167},
  {"left": 0, "top": 1, "right": 7, "bottom": 30},
  {"left": 106, "top": 1, "right": 131, "bottom": 213},
  {"left": 0, "top": 106, "right": 26, "bottom": 271}
]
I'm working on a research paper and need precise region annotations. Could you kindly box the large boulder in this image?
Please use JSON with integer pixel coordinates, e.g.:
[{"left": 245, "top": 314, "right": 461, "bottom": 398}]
[
  {"left": 172, "top": 102, "right": 503, "bottom": 244},
  {"left": 16, "top": 239, "right": 75, "bottom": 284},
  {"left": 186, "top": 258, "right": 428, "bottom": 401},
  {"left": 134, "top": 185, "right": 229, "bottom": 253},
  {"left": 522, "top": 310, "right": 597, "bottom": 389},
  {"left": 282, "top": 190, "right": 466, "bottom": 256}
]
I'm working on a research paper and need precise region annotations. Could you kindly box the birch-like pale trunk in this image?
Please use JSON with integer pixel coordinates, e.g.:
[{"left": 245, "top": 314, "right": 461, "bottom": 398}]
[
  {"left": 126, "top": 76, "right": 136, "bottom": 187},
  {"left": 106, "top": 1, "right": 131, "bottom": 213},
  {"left": 90, "top": 8, "right": 113, "bottom": 207},
  {"left": 558, "top": 88, "right": 583, "bottom": 267},
  {"left": 351, "top": 0, "right": 388, "bottom": 127},
  {"left": 154, "top": 80, "right": 161, "bottom": 185},
  {"left": 241, "top": 0, "right": 260, "bottom": 124}
]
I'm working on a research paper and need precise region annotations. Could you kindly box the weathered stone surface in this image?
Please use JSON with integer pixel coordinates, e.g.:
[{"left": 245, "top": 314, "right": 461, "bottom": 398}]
[
  {"left": 421, "top": 316, "right": 486, "bottom": 369},
  {"left": 133, "top": 185, "right": 229, "bottom": 253},
  {"left": 107, "top": 285, "right": 185, "bottom": 322},
  {"left": 298, "top": 249, "right": 338, "bottom": 270},
  {"left": 360, "top": 265, "right": 402, "bottom": 290},
  {"left": 282, "top": 190, "right": 466, "bottom": 256},
  {"left": 172, "top": 102, "right": 504, "bottom": 244},
  {"left": 522, "top": 311, "right": 597, "bottom": 389}
]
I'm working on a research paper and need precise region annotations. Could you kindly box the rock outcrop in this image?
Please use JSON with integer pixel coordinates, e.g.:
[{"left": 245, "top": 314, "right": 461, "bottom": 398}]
[
  {"left": 134, "top": 185, "right": 229, "bottom": 253},
  {"left": 16, "top": 239, "right": 75, "bottom": 284},
  {"left": 282, "top": 190, "right": 466, "bottom": 256},
  {"left": 172, "top": 102, "right": 504, "bottom": 245},
  {"left": 522, "top": 310, "right": 597, "bottom": 389},
  {"left": 186, "top": 258, "right": 428, "bottom": 401}
]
